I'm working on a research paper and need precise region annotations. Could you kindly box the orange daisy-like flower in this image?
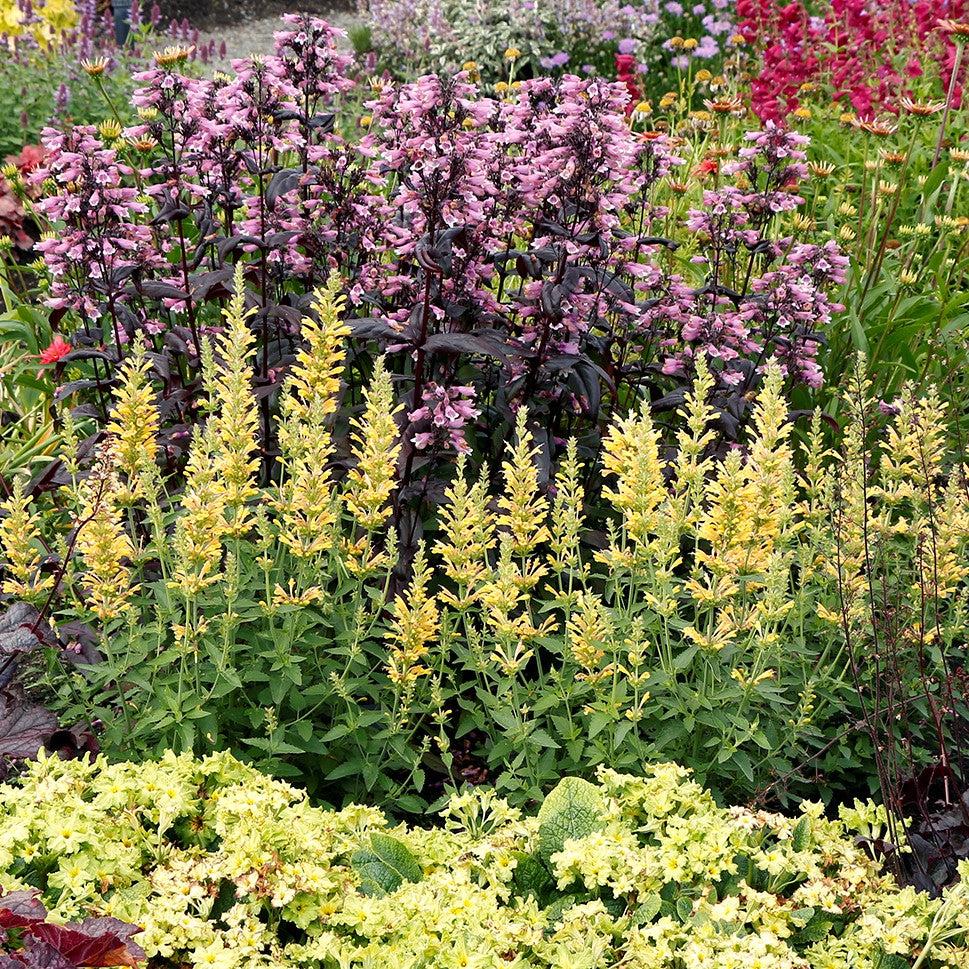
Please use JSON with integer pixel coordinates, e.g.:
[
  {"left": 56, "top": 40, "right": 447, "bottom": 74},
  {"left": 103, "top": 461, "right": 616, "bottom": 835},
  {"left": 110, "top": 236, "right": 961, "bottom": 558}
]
[
  {"left": 808, "top": 161, "right": 835, "bottom": 177},
  {"left": 703, "top": 97, "right": 745, "bottom": 115},
  {"left": 154, "top": 45, "right": 195, "bottom": 67},
  {"left": 851, "top": 117, "right": 898, "bottom": 136},
  {"left": 899, "top": 97, "right": 946, "bottom": 116},
  {"left": 938, "top": 19, "right": 969, "bottom": 38},
  {"left": 80, "top": 57, "right": 108, "bottom": 77}
]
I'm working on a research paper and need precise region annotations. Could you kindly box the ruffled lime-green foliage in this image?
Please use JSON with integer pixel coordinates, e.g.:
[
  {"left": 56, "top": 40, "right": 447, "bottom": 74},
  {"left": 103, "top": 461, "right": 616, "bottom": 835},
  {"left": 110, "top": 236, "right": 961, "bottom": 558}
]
[{"left": 1, "top": 752, "right": 968, "bottom": 969}]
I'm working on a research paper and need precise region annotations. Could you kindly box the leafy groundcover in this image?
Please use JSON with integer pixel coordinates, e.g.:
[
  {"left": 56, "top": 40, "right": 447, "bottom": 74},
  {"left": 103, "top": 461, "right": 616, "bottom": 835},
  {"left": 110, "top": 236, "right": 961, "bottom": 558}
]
[{"left": 1, "top": 753, "right": 969, "bottom": 968}]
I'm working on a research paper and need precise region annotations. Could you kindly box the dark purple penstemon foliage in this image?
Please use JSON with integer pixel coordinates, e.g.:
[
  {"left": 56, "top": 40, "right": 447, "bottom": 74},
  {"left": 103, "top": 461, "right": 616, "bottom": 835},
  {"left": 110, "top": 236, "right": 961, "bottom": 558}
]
[
  {"left": 0, "top": 890, "right": 143, "bottom": 968},
  {"left": 30, "top": 15, "right": 847, "bottom": 504}
]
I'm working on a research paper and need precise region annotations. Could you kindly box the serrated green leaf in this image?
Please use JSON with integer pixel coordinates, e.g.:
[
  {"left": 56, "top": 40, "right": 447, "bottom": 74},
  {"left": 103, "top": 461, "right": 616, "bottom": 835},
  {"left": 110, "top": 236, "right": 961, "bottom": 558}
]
[
  {"left": 792, "top": 816, "right": 812, "bottom": 853},
  {"left": 351, "top": 832, "right": 423, "bottom": 896},
  {"left": 536, "top": 776, "right": 606, "bottom": 863},
  {"left": 511, "top": 851, "right": 554, "bottom": 902}
]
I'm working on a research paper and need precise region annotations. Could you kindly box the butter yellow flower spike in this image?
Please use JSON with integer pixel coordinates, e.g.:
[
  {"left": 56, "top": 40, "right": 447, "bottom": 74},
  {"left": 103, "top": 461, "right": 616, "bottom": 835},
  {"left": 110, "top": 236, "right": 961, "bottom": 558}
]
[
  {"left": 746, "top": 361, "right": 797, "bottom": 551},
  {"left": 106, "top": 339, "right": 159, "bottom": 505},
  {"left": 386, "top": 544, "right": 438, "bottom": 687},
  {"left": 435, "top": 454, "right": 494, "bottom": 607},
  {"left": 567, "top": 590, "right": 610, "bottom": 670},
  {"left": 274, "top": 431, "right": 339, "bottom": 559},
  {"left": 799, "top": 409, "right": 833, "bottom": 513},
  {"left": 827, "top": 356, "right": 880, "bottom": 621},
  {"left": 549, "top": 438, "right": 584, "bottom": 576},
  {"left": 275, "top": 276, "right": 351, "bottom": 559},
  {"left": 797, "top": 411, "right": 835, "bottom": 582},
  {"left": 75, "top": 452, "right": 138, "bottom": 621},
  {"left": 206, "top": 264, "right": 260, "bottom": 532},
  {"left": 601, "top": 399, "right": 666, "bottom": 550},
  {"left": 696, "top": 449, "right": 759, "bottom": 583},
  {"left": 168, "top": 430, "right": 228, "bottom": 599},
  {"left": 344, "top": 356, "right": 402, "bottom": 532},
  {"left": 0, "top": 478, "right": 54, "bottom": 603},
  {"left": 672, "top": 354, "right": 717, "bottom": 528},
  {"left": 919, "top": 474, "right": 969, "bottom": 600},
  {"left": 281, "top": 272, "right": 350, "bottom": 429},
  {"left": 881, "top": 384, "right": 948, "bottom": 506},
  {"left": 478, "top": 544, "right": 528, "bottom": 642},
  {"left": 498, "top": 407, "right": 549, "bottom": 558},
  {"left": 275, "top": 398, "right": 338, "bottom": 560}
]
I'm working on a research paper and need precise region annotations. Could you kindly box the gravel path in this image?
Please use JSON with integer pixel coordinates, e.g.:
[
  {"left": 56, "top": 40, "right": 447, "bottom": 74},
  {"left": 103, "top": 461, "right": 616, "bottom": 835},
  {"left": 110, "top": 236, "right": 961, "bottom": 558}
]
[{"left": 196, "top": 4, "right": 362, "bottom": 64}]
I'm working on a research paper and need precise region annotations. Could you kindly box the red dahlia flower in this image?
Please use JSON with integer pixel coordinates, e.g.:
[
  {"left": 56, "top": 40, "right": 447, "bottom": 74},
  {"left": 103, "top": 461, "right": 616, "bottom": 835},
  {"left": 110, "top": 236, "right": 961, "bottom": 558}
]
[{"left": 39, "top": 334, "right": 72, "bottom": 365}]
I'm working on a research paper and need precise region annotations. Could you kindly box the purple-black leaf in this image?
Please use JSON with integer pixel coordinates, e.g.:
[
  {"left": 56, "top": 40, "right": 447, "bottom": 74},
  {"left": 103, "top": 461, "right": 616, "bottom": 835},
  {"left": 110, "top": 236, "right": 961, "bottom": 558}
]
[
  {"left": 0, "top": 689, "right": 58, "bottom": 760},
  {"left": 0, "top": 605, "right": 41, "bottom": 658}
]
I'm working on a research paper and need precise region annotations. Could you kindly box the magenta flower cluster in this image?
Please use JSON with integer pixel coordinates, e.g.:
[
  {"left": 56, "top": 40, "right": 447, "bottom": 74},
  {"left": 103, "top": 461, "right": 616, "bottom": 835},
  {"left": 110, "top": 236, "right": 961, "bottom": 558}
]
[{"left": 33, "top": 15, "right": 846, "bottom": 468}]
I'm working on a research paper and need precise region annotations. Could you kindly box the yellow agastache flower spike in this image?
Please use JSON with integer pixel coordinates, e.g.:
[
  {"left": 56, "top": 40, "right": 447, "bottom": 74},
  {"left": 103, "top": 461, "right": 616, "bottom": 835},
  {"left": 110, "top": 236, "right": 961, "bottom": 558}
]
[
  {"left": 75, "top": 454, "right": 138, "bottom": 621},
  {"left": 282, "top": 273, "right": 350, "bottom": 423},
  {"left": 205, "top": 265, "right": 260, "bottom": 535},
  {"left": 745, "top": 362, "right": 796, "bottom": 556},
  {"left": 169, "top": 431, "right": 228, "bottom": 598},
  {"left": 549, "top": 438, "right": 585, "bottom": 576},
  {"left": 435, "top": 455, "right": 494, "bottom": 609},
  {"left": 566, "top": 591, "right": 610, "bottom": 670},
  {"left": 106, "top": 339, "right": 159, "bottom": 505},
  {"left": 343, "top": 356, "right": 402, "bottom": 532},
  {"left": 0, "top": 478, "right": 54, "bottom": 603},
  {"left": 497, "top": 407, "right": 550, "bottom": 560},
  {"left": 600, "top": 398, "right": 666, "bottom": 552},
  {"left": 385, "top": 545, "right": 438, "bottom": 688},
  {"left": 276, "top": 274, "right": 350, "bottom": 560}
]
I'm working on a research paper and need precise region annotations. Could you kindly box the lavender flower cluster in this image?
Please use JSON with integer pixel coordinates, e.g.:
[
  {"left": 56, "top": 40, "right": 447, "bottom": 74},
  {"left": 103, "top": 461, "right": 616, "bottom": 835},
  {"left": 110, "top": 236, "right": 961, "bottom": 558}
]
[
  {"left": 33, "top": 15, "right": 846, "bottom": 465},
  {"left": 656, "top": 0, "right": 735, "bottom": 67},
  {"left": 360, "top": 0, "right": 663, "bottom": 80}
]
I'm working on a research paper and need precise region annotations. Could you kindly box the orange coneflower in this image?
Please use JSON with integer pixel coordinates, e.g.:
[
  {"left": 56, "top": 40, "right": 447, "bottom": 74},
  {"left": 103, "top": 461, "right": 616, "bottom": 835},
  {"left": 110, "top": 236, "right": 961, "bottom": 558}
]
[
  {"left": 851, "top": 117, "right": 898, "bottom": 136},
  {"left": 694, "top": 157, "right": 720, "bottom": 177},
  {"left": 80, "top": 57, "right": 108, "bottom": 76},
  {"left": 153, "top": 45, "right": 195, "bottom": 67},
  {"left": 899, "top": 97, "right": 946, "bottom": 116},
  {"left": 808, "top": 161, "right": 836, "bottom": 178},
  {"left": 938, "top": 19, "right": 969, "bottom": 39},
  {"left": 703, "top": 97, "right": 745, "bottom": 115}
]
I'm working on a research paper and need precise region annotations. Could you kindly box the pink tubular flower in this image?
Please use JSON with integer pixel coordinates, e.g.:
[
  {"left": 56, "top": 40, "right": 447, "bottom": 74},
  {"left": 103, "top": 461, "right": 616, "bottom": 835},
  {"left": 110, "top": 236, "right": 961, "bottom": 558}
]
[
  {"left": 33, "top": 126, "right": 161, "bottom": 332},
  {"left": 409, "top": 383, "right": 480, "bottom": 454},
  {"left": 27, "top": 15, "right": 849, "bottom": 462}
]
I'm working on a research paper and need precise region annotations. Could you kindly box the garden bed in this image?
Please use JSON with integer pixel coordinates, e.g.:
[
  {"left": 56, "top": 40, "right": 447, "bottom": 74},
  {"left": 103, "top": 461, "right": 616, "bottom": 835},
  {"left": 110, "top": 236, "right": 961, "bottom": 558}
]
[{"left": 0, "top": 2, "right": 968, "bottom": 967}]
